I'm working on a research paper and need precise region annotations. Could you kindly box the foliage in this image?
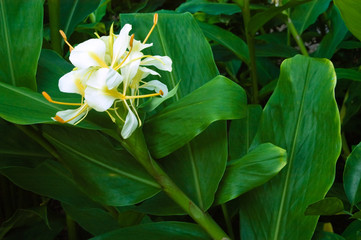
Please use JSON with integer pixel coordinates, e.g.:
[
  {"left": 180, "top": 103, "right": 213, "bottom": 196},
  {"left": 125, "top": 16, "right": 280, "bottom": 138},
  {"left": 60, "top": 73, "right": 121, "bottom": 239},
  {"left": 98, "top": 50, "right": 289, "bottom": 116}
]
[{"left": 1, "top": 0, "right": 361, "bottom": 239}]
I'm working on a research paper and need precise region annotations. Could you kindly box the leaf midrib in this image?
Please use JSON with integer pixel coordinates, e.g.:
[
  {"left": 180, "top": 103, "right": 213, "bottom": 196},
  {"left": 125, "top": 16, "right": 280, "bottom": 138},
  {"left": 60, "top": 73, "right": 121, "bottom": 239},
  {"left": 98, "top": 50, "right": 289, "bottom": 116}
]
[
  {"left": 45, "top": 133, "right": 160, "bottom": 189},
  {"left": 299, "top": 0, "right": 318, "bottom": 33},
  {"left": 273, "top": 61, "right": 311, "bottom": 239},
  {"left": 0, "top": 0, "right": 16, "bottom": 85}
]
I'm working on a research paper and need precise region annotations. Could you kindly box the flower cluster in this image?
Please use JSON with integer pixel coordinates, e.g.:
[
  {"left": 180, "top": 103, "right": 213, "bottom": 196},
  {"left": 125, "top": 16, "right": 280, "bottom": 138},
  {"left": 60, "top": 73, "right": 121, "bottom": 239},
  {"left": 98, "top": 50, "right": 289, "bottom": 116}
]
[{"left": 43, "top": 14, "right": 172, "bottom": 139}]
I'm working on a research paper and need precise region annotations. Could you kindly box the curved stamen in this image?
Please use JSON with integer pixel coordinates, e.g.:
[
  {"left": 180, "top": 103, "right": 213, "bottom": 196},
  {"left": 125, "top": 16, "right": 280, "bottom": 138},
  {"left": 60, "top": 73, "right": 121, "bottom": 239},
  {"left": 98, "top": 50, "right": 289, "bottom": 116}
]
[
  {"left": 124, "top": 90, "right": 163, "bottom": 100},
  {"left": 119, "top": 55, "right": 165, "bottom": 68},
  {"left": 42, "top": 92, "right": 82, "bottom": 106},
  {"left": 59, "top": 30, "right": 74, "bottom": 52},
  {"left": 113, "top": 34, "right": 135, "bottom": 71},
  {"left": 143, "top": 13, "right": 158, "bottom": 44}
]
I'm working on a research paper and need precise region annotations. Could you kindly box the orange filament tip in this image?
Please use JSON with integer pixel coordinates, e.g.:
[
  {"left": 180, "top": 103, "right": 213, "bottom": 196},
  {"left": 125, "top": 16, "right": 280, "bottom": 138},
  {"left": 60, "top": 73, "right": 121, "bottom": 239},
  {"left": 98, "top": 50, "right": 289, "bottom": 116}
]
[
  {"left": 42, "top": 91, "right": 82, "bottom": 106},
  {"left": 54, "top": 115, "right": 66, "bottom": 123},
  {"left": 129, "top": 34, "right": 135, "bottom": 47},
  {"left": 42, "top": 91, "right": 52, "bottom": 101},
  {"left": 153, "top": 13, "right": 158, "bottom": 25},
  {"left": 59, "top": 30, "right": 67, "bottom": 40},
  {"left": 159, "top": 90, "right": 164, "bottom": 96}
]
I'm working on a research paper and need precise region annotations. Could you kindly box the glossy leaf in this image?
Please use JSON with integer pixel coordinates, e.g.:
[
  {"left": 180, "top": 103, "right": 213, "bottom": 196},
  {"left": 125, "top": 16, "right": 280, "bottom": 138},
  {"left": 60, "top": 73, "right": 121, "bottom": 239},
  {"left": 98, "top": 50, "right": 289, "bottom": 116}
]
[
  {"left": 60, "top": 0, "right": 101, "bottom": 38},
  {"left": 0, "top": 0, "right": 42, "bottom": 90},
  {"left": 229, "top": 105, "right": 262, "bottom": 160},
  {"left": 90, "top": 221, "right": 210, "bottom": 240},
  {"left": 198, "top": 21, "right": 249, "bottom": 64},
  {"left": 291, "top": 0, "right": 331, "bottom": 34},
  {"left": 305, "top": 197, "right": 345, "bottom": 216},
  {"left": 215, "top": 143, "right": 287, "bottom": 205},
  {"left": 43, "top": 126, "right": 160, "bottom": 206},
  {"left": 313, "top": 5, "right": 348, "bottom": 59},
  {"left": 336, "top": 68, "right": 361, "bottom": 82},
  {"left": 344, "top": 142, "right": 361, "bottom": 207},
  {"left": 334, "top": 0, "right": 361, "bottom": 42},
  {"left": 239, "top": 55, "right": 341, "bottom": 239},
  {"left": 62, "top": 203, "right": 120, "bottom": 235},
  {"left": 255, "top": 43, "right": 298, "bottom": 58},
  {"left": 144, "top": 76, "right": 247, "bottom": 159},
  {"left": 176, "top": 1, "right": 241, "bottom": 15}
]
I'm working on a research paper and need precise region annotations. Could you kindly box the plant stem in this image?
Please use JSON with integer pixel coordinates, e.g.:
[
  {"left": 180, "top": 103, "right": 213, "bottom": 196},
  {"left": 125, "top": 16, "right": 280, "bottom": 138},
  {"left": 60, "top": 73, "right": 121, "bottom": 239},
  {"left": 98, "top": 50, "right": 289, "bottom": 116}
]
[
  {"left": 221, "top": 204, "right": 235, "bottom": 240},
  {"left": 48, "top": 0, "right": 62, "bottom": 55},
  {"left": 121, "top": 130, "right": 230, "bottom": 240},
  {"left": 66, "top": 214, "right": 77, "bottom": 240},
  {"left": 285, "top": 16, "right": 309, "bottom": 56},
  {"left": 241, "top": 0, "right": 259, "bottom": 104}
]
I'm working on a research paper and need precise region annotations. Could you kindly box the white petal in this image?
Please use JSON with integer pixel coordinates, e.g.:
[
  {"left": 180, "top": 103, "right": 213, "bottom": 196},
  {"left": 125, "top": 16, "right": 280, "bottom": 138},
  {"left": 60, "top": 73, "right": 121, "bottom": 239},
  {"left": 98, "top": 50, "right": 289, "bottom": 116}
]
[
  {"left": 121, "top": 107, "right": 138, "bottom": 139},
  {"left": 54, "top": 104, "right": 89, "bottom": 125},
  {"left": 121, "top": 52, "right": 142, "bottom": 87},
  {"left": 69, "top": 39, "right": 107, "bottom": 68},
  {"left": 132, "top": 39, "right": 153, "bottom": 52},
  {"left": 140, "top": 80, "right": 168, "bottom": 97},
  {"left": 86, "top": 68, "right": 108, "bottom": 89},
  {"left": 58, "top": 68, "right": 90, "bottom": 94},
  {"left": 106, "top": 68, "right": 123, "bottom": 90},
  {"left": 141, "top": 56, "right": 172, "bottom": 72},
  {"left": 139, "top": 66, "right": 160, "bottom": 78},
  {"left": 85, "top": 87, "right": 116, "bottom": 112},
  {"left": 113, "top": 24, "right": 132, "bottom": 62}
]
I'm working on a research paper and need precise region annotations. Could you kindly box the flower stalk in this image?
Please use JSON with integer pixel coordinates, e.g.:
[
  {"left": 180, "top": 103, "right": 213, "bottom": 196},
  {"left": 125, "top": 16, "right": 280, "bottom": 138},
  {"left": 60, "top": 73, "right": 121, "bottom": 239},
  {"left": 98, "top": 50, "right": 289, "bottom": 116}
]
[{"left": 120, "top": 129, "right": 230, "bottom": 240}]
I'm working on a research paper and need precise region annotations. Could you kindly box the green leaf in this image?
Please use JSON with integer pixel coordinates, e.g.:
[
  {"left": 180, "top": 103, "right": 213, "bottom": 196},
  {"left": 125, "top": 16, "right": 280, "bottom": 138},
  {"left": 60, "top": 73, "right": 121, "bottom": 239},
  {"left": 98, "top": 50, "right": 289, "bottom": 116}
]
[
  {"left": 144, "top": 76, "right": 247, "bottom": 159},
  {"left": 334, "top": 0, "right": 361, "bottom": 42},
  {"left": 248, "top": 0, "right": 311, "bottom": 36},
  {"left": 352, "top": 211, "right": 361, "bottom": 220},
  {"left": 255, "top": 43, "right": 298, "bottom": 58},
  {"left": 43, "top": 126, "right": 160, "bottom": 206},
  {"left": 90, "top": 221, "right": 210, "bottom": 240},
  {"left": 60, "top": 0, "right": 101, "bottom": 38},
  {"left": 62, "top": 203, "right": 120, "bottom": 235},
  {"left": 336, "top": 68, "right": 361, "bottom": 82},
  {"left": 176, "top": 1, "right": 241, "bottom": 15},
  {"left": 313, "top": 5, "right": 348, "bottom": 59},
  {"left": 342, "top": 220, "right": 361, "bottom": 239},
  {"left": 215, "top": 143, "right": 287, "bottom": 205},
  {"left": 0, "top": 207, "right": 48, "bottom": 239},
  {"left": 344, "top": 142, "right": 361, "bottom": 207},
  {"left": 0, "top": 0, "right": 42, "bottom": 91},
  {"left": 239, "top": 55, "right": 341, "bottom": 239},
  {"left": 198, "top": 21, "right": 249, "bottom": 64},
  {"left": 314, "top": 231, "right": 346, "bottom": 240},
  {"left": 305, "top": 197, "right": 345, "bottom": 216},
  {"left": 291, "top": 0, "right": 331, "bottom": 34},
  {"left": 229, "top": 105, "right": 262, "bottom": 160}
]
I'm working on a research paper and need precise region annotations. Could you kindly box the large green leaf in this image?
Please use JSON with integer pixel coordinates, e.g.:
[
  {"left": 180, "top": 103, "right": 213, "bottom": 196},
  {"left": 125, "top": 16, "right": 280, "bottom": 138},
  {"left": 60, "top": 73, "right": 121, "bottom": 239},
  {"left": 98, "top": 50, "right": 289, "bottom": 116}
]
[
  {"left": 176, "top": 1, "right": 241, "bottom": 15},
  {"left": 60, "top": 0, "right": 101, "bottom": 38},
  {"left": 144, "top": 76, "right": 247, "bottom": 159},
  {"left": 313, "top": 5, "right": 348, "bottom": 59},
  {"left": 304, "top": 197, "right": 344, "bottom": 216},
  {"left": 291, "top": 0, "right": 331, "bottom": 34},
  {"left": 90, "top": 221, "right": 210, "bottom": 240},
  {"left": 336, "top": 68, "right": 361, "bottom": 82},
  {"left": 121, "top": 13, "right": 230, "bottom": 214},
  {"left": 334, "top": 0, "right": 361, "bottom": 42},
  {"left": 197, "top": 21, "right": 249, "bottom": 64},
  {"left": 344, "top": 142, "right": 361, "bottom": 208},
  {"left": 239, "top": 55, "right": 341, "bottom": 239},
  {"left": 0, "top": 0, "right": 42, "bottom": 91},
  {"left": 215, "top": 143, "right": 287, "bottom": 205},
  {"left": 229, "top": 105, "right": 262, "bottom": 160},
  {"left": 43, "top": 126, "right": 160, "bottom": 206}
]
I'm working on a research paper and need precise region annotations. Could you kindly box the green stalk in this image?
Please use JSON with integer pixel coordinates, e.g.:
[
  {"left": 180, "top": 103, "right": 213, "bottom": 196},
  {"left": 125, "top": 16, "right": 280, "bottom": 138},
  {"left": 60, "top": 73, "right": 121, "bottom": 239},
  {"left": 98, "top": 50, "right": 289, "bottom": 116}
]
[
  {"left": 240, "top": 0, "right": 259, "bottom": 104},
  {"left": 66, "top": 214, "right": 77, "bottom": 240},
  {"left": 48, "top": 0, "right": 62, "bottom": 55},
  {"left": 221, "top": 204, "right": 235, "bottom": 240},
  {"left": 285, "top": 16, "right": 309, "bottom": 56},
  {"left": 121, "top": 130, "right": 230, "bottom": 240}
]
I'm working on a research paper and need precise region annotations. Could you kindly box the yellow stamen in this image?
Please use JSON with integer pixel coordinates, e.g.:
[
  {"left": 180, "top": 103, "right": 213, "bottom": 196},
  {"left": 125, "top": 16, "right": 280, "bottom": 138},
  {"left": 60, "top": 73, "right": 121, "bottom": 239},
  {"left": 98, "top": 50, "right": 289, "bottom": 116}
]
[
  {"left": 59, "top": 30, "right": 74, "bottom": 52},
  {"left": 89, "top": 52, "right": 109, "bottom": 68},
  {"left": 42, "top": 91, "right": 82, "bottom": 106},
  {"left": 119, "top": 55, "right": 164, "bottom": 69},
  {"left": 109, "top": 23, "right": 114, "bottom": 61},
  {"left": 113, "top": 34, "right": 135, "bottom": 71},
  {"left": 124, "top": 90, "right": 163, "bottom": 100},
  {"left": 143, "top": 13, "right": 158, "bottom": 44}
]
